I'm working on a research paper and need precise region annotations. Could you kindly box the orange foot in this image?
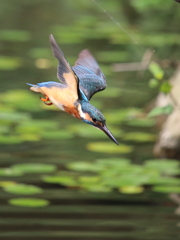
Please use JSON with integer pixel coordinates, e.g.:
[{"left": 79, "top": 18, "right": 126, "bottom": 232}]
[{"left": 40, "top": 95, "right": 53, "bottom": 105}]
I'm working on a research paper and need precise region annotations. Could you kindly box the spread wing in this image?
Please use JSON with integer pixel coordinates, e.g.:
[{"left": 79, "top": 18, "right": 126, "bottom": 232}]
[
  {"left": 72, "top": 49, "right": 107, "bottom": 100},
  {"left": 49, "top": 34, "right": 78, "bottom": 93}
]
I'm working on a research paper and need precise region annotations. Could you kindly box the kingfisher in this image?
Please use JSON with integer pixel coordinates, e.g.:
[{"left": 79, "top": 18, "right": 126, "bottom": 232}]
[{"left": 27, "top": 34, "right": 119, "bottom": 145}]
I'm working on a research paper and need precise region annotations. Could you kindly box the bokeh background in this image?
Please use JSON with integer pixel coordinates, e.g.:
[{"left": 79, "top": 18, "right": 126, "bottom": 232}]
[{"left": 0, "top": 0, "right": 179, "bottom": 239}]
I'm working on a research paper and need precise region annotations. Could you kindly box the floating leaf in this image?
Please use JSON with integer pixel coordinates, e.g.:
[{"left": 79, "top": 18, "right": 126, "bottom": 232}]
[
  {"left": 41, "top": 130, "right": 74, "bottom": 140},
  {"left": 149, "top": 62, "right": 164, "bottom": 80},
  {"left": 123, "top": 132, "right": 156, "bottom": 142},
  {"left": 152, "top": 185, "right": 180, "bottom": 193},
  {"left": 104, "top": 108, "right": 142, "bottom": 124},
  {"left": 0, "top": 112, "right": 30, "bottom": 124},
  {"left": 0, "top": 29, "right": 31, "bottom": 41},
  {"left": 1, "top": 90, "right": 41, "bottom": 111},
  {"left": 43, "top": 175, "right": 77, "bottom": 186},
  {"left": 28, "top": 48, "right": 51, "bottom": 58},
  {"left": 11, "top": 163, "right": 57, "bottom": 174},
  {"left": 145, "top": 159, "right": 179, "bottom": 175},
  {"left": 4, "top": 184, "right": 43, "bottom": 195},
  {"left": 97, "top": 50, "right": 128, "bottom": 63},
  {"left": 160, "top": 82, "right": 172, "bottom": 94},
  {"left": 119, "top": 186, "right": 144, "bottom": 194},
  {"left": 96, "top": 158, "right": 131, "bottom": 168},
  {"left": 148, "top": 176, "right": 180, "bottom": 185},
  {"left": 148, "top": 78, "right": 159, "bottom": 88},
  {"left": 0, "top": 135, "right": 23, "bottom": 144},
  {"left": 87, "top": 142, "right": 133, "bottom": 154},
  {"left": 126, "top": 118, "right": 156, "bottom": 127},
  {"left": 0, "top": 168, "right": 23, "bottom": 176},
  {"left": 0, "top": 181, "right": 16, "bottom": 187},
  {"left": 148, "top": 105, "right": 173, "bottom": 117},
  {"left": 0, "top": 56, "right": 22, "bottom": 70},
  {"left": 9, "top": 198, "right": 49, "bottom": 207},
  {"left": 67, "top": 161, "right": 102, "bottom": 172},
  {"left": 80, "top": 185, "right": 111, "bottom": 192},
  {"left": 96, "top": 87, "right": 121, "bottom": 98}
]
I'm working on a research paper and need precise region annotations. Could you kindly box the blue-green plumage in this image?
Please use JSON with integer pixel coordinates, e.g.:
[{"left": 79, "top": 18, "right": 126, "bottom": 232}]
[{"left": 27, "top": 34, "right": 119, "bottom": 145}]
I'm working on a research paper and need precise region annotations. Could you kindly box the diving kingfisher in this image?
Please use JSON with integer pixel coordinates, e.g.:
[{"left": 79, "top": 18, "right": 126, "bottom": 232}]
[{"left": 27, "top": 34, "right": 119, "bottom": 145}]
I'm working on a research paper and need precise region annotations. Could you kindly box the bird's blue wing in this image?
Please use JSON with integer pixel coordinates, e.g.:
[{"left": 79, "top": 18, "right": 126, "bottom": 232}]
[
  {"left": 49, "top": 35, "right": 79, "bottom": 95},
  {"left": 72, "top": 50, "right": 107, "bottom": 100}
]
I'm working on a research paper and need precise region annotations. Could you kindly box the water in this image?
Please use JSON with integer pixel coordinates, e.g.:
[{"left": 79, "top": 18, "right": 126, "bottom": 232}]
[{"left": 0, "top": 1, "right": 179, "bottom": 239}]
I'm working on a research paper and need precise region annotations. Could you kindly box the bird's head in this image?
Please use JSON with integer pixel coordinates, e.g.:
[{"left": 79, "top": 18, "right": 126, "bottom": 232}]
[{"left": 79, "top": 101, "right": 119, "bottom": 145}]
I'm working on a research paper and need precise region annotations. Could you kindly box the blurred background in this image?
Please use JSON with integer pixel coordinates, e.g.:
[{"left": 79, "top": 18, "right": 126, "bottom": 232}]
[{"left": 0, "top": 0, "right": 179, "bottom": 239}]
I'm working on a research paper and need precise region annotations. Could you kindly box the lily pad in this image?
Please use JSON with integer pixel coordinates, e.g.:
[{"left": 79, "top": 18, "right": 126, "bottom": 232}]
[
  {"left": 0, "top": 56, "right": 22, "bottom": 70},
  {"left": 96, "top": 158, "right": 131, "bottom": 168},
  {"left": 145, "top": 159, "right": 179, "bottom": 175},
  {"left": 0, "top": 135, "right": 23, "bottom": 144},
  {"left": 8, "top": 198, "right": 49, "bottom": 207},
  {"left": 104, "top": 108, "right": 142, "bottom": 124},
  {"left": 0, "top": 181, "right": 16, "bottom": 187},
  {"left": 126, "top": 118, "right": 156, "bottom": 127},
  {"left": 0, "top": 112, "right": 30, "bottom": 124},
  {"left": 96, "top": 87, "right": 121, "bottom": 98},
  {"left": 4, "top": 184, "right": 43, "bottom": 195},
  {"left": 0, "top": 29, "right": 31, "bottom": 42},
  {"left": 152, "top": 185, "right": 180, "bottom": 193},
  {"left": 86, "top": 142, "right": 133, "bottom": 154},
  {"left": 0, "top": 168, "right": 23, "bottom": 176},
  {"left": 41, "top": 130, "right": 74, "bottom": 140},
  {"left": 11, "top": 163, "right": 57, "bottom": 174},
  {"left": 119, "top": 186, "right": 144, "bottom": 194},
  {"left": 67, "top": 161, "right": 102, "bottom": 172},
  {"left": 43, "top": 175, "right": 77, "bottom": 186},
  {"left": 1, "top": 90, "right": 41, "bottom": 111},
  {"left": 123, "top": 132, "right": 157, "bottom": 142}
]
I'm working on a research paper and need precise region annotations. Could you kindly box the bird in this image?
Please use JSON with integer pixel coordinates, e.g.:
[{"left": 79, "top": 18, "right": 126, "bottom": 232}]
[{"left": 27, "top": 34, "right": 119, "bottom": 145}]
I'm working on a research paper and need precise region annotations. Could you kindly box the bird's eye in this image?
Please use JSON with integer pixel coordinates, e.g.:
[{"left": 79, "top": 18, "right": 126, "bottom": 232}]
[{"left": 92, "top": 118, "right": 97, "bottom": 123}]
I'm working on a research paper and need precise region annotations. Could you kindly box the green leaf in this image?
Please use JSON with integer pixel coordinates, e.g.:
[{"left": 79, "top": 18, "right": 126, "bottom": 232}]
[
  {"left": 96, "top": 87, "right": 121, "bottom": 98},
  {"left": 0, "top": 181, "right": 16, "bottom": 187},
  {"left": 152, "top": 185, "right": 180, "bottom": 193},
  {"left": 86, "top": 142, "right": 133, "bottom": 154},
  {"left": 123, "top": 132, "right": 157, "bottom": 142},
  {"left": 0, "top": 56, "right": 22, "bottom": 70},
  {"left": 96, "top": 158, "right": 131, "bottom": 168},
  {"left": 43, "top": 175, "right": 77, "bottom": 186},
  {"left": 67, "top": 162, "right": 101, "bottom": 172},
  {"left": 148, "top": 78, "right": 159, "bottom": 88},
  {"left": 0, "top": 29, "right": 31, "bottom": 42},
  {"left": 145, "top": 159, "right": 179, "bottom": 175},
  {"left": 119, "top": 186, "right": 144, "bottom": 194},
  {"left": 9, "top": 198, "right": 49, "bottom": 207},
  {"left": 0, "top": 135, "right": 23, "bottom": 144},
  {"left": 1, "top": 90, "right": 41, "bottom": 111},
  {"left": 160, "top": 81, "right": 172, "bottom": 94},
  {"left": 148, "top": 105, "right": 173, "bottom": 117},
  {"left": 41, "top": 130, "right": 74, "bottom": 140},
  {"left": 105, "top": 108, "right": 142, "bottom": 124},
  {"left": 149, "top": 62, "right": 164, "bottom": 80},
  {"left": 11, "top": 163, "right": 57, "bottom": 174},
  {"left": 4, "top": 184, "right": 43, "bottom": 195},
  {"left": 0, "top": 168, "right": 23, "bottom": 176},
  {"left": 126, "top": 118, "right": 156, "bottom": 127}
]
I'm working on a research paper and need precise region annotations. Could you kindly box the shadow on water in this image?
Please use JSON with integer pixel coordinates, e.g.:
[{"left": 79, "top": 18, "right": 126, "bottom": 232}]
[{"left": 0, "top": 0, "right": 180, "bottom": 239}]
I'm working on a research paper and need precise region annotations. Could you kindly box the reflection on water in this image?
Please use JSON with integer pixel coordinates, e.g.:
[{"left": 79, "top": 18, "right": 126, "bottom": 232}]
[{"left": 0, "top": 0, "right": 180, "bottom": 239}]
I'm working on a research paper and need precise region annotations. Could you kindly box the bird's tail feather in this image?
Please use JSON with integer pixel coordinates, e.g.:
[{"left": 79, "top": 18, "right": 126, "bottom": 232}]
[{"left": 26, "top": 83, "right": 40, "bottom": 93}]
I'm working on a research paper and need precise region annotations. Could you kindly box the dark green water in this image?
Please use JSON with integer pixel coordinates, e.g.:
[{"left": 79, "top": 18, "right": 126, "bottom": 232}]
[{"left": 0, "top": 1, "right": 179, "bottom": 239}]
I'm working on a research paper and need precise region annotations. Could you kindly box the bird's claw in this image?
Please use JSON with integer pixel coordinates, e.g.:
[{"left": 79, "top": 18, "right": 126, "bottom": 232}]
[{"left": 40, "top": 95, "right": 53, "bottom": 105}]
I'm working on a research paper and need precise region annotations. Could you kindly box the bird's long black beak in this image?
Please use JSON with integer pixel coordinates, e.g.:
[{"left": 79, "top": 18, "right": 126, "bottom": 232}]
[{"left": 98, "top": 124, "right": 119, "bottom": 145}]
